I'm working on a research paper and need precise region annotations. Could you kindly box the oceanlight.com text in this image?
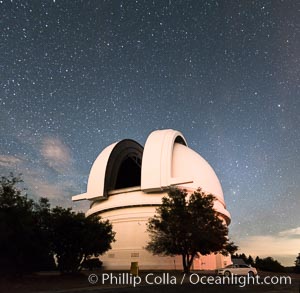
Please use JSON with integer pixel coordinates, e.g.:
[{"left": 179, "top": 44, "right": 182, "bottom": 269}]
[
  {"left": 188, "top": 273, "right": 292, "bottom": 288},
  {"left": 88, "top": 272, "right": 292, "bottom": 288}
]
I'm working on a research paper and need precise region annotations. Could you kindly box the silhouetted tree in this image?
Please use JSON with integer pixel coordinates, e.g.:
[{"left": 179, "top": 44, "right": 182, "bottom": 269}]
[
  {"left": 232, "top": 253, "right": 246, "bottom": 265},
  {"left": 0, "top": 174, "right": 115, "bottom": 275},
  {"left": 0, "top": 174, "right": 36, "bottom": 275},
  {"left": 32, "top": 198, "right": 56, "bottom": 271},
  {"left": 82, "top": 258, "right": 103, "bottom": 271},
  {"left": 255, "top": 256, "right": 285, "bottom": 272},
  {"left": 146, "top": 187, "right": 234, "bottom": 273},
  {"left": 294, "top": 253, "right": 300, "bottom": 273},
  {"left": 50, "top": 207, "right": 115, "bottom": 273},
  {"left": 247, "top": 255, "right": 254, "bottom": 266},
  {"left": 240, "top": 253, "right": 247, "bottom": 263},
  {"left": 224, "top": 241, "right": 239, "bottom": 256}
]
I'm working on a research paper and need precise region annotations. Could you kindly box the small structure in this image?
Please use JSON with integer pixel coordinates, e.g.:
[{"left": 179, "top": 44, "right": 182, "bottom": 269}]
[
  {"left": 73, "top": 129, "right": 231, "bottom": 270},
  {"left": 231, "top": 258, "right": 247, "bottom": 266}
]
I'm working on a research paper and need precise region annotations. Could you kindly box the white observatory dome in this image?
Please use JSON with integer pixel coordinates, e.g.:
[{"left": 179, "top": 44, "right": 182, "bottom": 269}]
[{"left": 72, "top": 129, "right": 231, "bottom": 270}]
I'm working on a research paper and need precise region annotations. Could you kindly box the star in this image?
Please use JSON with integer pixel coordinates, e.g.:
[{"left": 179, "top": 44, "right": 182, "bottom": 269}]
[{"left": 0, "top": 0, "right": 299, "bottom": 266}]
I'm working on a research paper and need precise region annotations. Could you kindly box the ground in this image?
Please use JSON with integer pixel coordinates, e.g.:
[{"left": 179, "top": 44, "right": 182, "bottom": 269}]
[{"left": 0, "top": 270, "right": 299, "bottom": 293}]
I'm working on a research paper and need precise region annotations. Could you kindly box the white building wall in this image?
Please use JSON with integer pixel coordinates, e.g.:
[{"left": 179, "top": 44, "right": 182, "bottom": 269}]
[
  {"left": 99, "top": 206, "right": 183, "bottom": 270},
  {"left": 97, "top": 203, "right": 230, "bottom": 271}
]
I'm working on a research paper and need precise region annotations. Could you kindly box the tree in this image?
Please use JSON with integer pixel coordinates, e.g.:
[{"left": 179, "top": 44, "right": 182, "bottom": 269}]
[
  {"left": 0, "top": 174, "right": 39, "bottom": 275},
  {"left": 224, "top": 241, "right": 239, "bottom": 256},
  {"left": 146, "top": 187, "right": 233, "bottom": 273},
  {"left": 50, "top": 207, "right": 115, "bottom": 273},
  {"left": 255, "top": 256, "right": 285, "bottom": 272},
  {"left": 247, "top": 255, "right": 254, "bottom": 266},
  {"left": 234, "top": 253, "right": 248, "bottom": 264},
  {"left": 0, "top": 175, "right": 57, "bottom": 275},
  {"left": 31, "top": 198, "right": 56, "bottom": 271},
  {"left": 233, "top": 253, "right": 255, "bottom": 266},
  {"left": 0, "top": 174, "right": 115, "bottom": 275},
  {"left": 295, "top": 253, "right": 300, "bottom": 273}
]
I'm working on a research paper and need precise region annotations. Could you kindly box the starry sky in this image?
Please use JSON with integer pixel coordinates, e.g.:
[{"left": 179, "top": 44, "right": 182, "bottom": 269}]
[{"left": 1, "top": 0, "right": 299, "bottom": 266}]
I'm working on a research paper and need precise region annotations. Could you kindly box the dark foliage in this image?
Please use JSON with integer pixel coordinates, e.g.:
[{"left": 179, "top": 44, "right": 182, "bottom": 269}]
[
  {"left": 146, "top": 187, "right": 234, "bottom": 273},
  {"left": 295, "top": 253, "right": 300, "bottom": 273},
  {"left": 255, "top": 256, "right": 285, "bottom": 272},
  {"left": 234, "top": 253, "right": 255, "bottom": 266},
  {"left": 50, "top": 207, "right": 115, "bottom": 273},
  {"left": 82, "top": 258, "right": 103, "bottom": 270},
  {"left": 0, "top": 174, "right": 55, "bottom": 275},
  {"left": 0, "top": 174, "right": 115, "bottom": 275}
]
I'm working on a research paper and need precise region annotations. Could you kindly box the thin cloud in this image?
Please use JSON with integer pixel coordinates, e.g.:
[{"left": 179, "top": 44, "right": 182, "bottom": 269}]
[
  {"left": 236, "top": 229, "right": 300, "bottom": 266},
  {"left": 40, "top": 137, "right": 72, "bottom": 173},
  {"left": 24, "top": 175, "right": 63, "bottom": 199},
  {"left": 278, "top": 227, "right": 300, "bottom": 238},
  {"left": 0, "top": 155, "right": 22, "bottom": 168},
  {"left": 0, "top": 137, "right": 84, "bottom": 209},
  {"left": 22, "top": 171, "right": 79, "bottom": 207}
]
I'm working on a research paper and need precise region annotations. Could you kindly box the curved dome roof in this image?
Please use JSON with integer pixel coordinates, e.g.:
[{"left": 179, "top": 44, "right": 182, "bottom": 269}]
[
  {"left": 72, "top": 129, "right": 229, "bottom": 222},
  {"left": 141, "top": 129, "right": 192, "bottom": 191},
  {"left": 172, "top": 143, "right": 225, "bottom": 205},
  {"left": 72, "top": 139, "right": 143, "bottom": 201}
]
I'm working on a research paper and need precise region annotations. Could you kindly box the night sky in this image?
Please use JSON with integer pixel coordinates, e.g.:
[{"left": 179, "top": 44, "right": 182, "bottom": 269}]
[{"left": 1, "top": 1, "right": 299, "bottom": 265}]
